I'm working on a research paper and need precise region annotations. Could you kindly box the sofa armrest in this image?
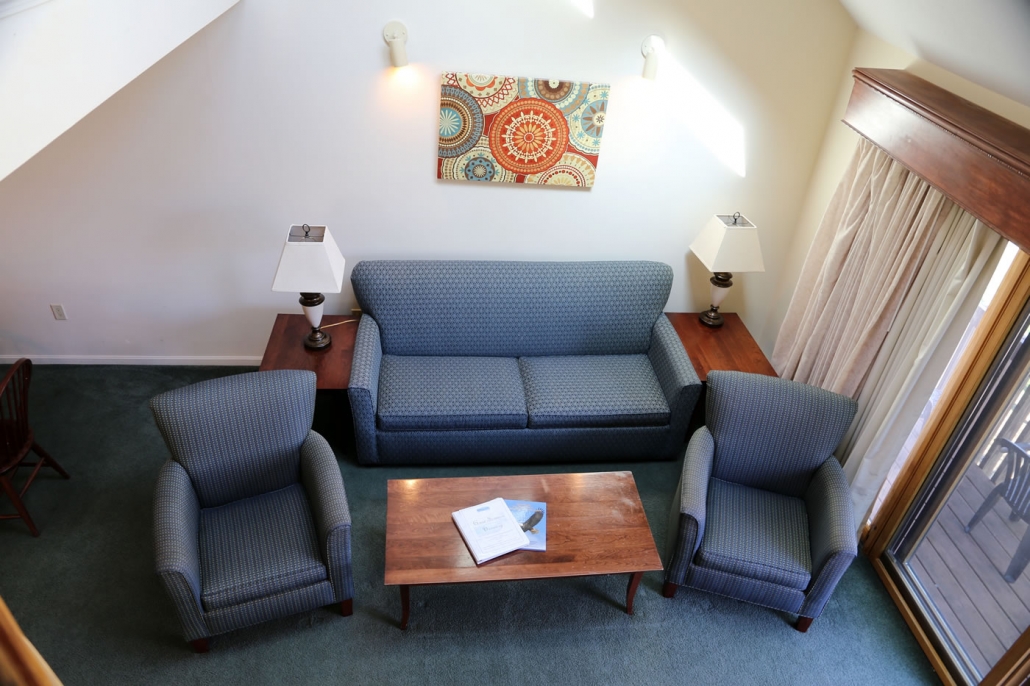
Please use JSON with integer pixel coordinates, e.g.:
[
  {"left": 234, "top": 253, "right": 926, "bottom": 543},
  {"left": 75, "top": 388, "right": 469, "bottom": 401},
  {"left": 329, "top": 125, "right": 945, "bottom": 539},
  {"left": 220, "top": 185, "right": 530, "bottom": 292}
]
[
  {"left": 300, "top": 430, "right": 354, "bottom": 602},
  {"left": 665, "top": 427, "right": 715, "bottom": 585},
  {"left": 348, "top": 314, "right": 383, "bottom": 465},
  {"left": 648, "top": 315, "right": 702, "bottom": 439},
  {"left": 799, "top": 457, "right": 857, "bottom": 619},
  {"left": 153, "top": 460, "right": 209, "bottom": 641}
]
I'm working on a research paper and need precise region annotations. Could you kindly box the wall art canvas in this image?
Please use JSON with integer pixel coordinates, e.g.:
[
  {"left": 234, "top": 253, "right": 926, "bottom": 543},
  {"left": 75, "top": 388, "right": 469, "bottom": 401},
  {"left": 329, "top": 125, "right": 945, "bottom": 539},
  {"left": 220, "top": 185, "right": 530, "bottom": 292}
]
[{"left": 437, "top": 73, "right": 609, "bottom": 187}]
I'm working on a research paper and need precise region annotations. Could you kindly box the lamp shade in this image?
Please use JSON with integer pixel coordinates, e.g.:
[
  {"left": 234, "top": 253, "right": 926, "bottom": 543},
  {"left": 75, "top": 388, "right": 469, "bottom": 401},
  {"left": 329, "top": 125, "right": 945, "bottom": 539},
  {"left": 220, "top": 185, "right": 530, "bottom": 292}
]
[
  {"left": 271, "top": 225, "right": 346, "bottom": 293},
  {"left": 689, "top": 214, "right": 765, "bottom": 273}
]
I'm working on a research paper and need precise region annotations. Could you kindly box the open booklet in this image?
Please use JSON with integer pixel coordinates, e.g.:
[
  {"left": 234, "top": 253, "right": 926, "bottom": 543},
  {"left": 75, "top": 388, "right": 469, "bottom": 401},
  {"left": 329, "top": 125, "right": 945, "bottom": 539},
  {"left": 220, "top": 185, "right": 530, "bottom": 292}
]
[{"left": 452, "top": 497, "right": 530, "bottom": 565}]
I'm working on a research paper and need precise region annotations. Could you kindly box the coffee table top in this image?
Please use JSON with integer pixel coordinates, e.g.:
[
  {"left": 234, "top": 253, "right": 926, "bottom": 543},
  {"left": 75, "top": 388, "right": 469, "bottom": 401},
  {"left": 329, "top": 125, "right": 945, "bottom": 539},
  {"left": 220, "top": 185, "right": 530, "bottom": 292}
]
[{"left": 384, "top": 471, "right": 663, "bottom": 586}]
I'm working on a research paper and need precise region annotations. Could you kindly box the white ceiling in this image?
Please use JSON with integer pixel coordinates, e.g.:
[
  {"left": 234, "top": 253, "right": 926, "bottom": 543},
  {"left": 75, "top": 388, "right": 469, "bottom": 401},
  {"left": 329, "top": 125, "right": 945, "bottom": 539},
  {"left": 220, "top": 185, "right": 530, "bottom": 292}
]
[{"left": 837, "top": 0, "right": 1030, "bottom": 108}]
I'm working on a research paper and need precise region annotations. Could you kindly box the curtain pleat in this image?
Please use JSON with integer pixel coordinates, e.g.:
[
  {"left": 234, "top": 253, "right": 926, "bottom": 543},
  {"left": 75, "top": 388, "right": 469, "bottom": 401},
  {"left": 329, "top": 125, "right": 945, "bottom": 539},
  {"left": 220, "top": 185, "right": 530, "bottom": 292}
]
[
  {"left": 772, "top": 139, "right": 955, "bottom": 398},
  {"left": 841, "top": 214, "right": 1002, "bottom": 521}
]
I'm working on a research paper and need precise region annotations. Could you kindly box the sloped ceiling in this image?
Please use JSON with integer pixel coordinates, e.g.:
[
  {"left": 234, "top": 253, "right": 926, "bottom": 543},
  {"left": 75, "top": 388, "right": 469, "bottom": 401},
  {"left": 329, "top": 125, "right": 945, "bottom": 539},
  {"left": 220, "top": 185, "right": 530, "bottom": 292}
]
[
  {"left": 838, "top": 0, "right": 1030, "bottom": 108},
  {"left": 0, "top": 0, "right": 239, "bottom": 183}
]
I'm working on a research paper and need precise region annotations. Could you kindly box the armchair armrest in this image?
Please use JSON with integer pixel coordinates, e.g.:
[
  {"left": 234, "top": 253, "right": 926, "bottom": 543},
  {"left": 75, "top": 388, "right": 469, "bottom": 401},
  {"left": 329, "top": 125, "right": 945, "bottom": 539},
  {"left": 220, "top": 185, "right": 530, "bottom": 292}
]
[
  {"left": 648, "top": 315, "right": 702, "bottom": 440},
  {"left": 348, "top": 314, "right": 383, "bottom": 465},
  {"left": 665, "top": 427, "right": 715, "bottom": 585},
  {"left": 153, "top": 460, "right": 208, "bottom": 641},
  {"left": 799, "top": 457, "right": 857, "bottom": 619},
  {"left": 300, "top": 431, "right": 354, "bottom": 602}
]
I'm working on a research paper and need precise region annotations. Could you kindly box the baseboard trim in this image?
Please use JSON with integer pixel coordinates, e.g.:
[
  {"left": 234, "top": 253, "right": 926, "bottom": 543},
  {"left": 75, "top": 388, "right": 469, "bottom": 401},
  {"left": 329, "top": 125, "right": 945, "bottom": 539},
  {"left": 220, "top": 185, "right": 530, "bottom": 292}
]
[{"left": 0, "top": 355, "right": 262, "bottom": 366}]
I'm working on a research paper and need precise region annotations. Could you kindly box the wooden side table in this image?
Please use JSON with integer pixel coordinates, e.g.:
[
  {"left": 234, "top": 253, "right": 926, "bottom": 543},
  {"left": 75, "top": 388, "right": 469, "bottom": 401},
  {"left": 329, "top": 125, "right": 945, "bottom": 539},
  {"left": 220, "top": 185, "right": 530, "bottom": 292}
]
[
  {"left": 664, "top": 312, "right": 776, "bottom": 380},
  {"left": 258, "top": 314, "right": 359, "bottom": 390}
]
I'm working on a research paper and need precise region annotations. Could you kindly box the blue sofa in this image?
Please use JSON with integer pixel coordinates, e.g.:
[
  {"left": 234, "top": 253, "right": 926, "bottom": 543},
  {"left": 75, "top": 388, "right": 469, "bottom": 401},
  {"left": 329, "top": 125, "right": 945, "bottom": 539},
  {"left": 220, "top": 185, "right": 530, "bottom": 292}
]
[{"left": 347, "top": 260, "right": 701, "bottom": 465}]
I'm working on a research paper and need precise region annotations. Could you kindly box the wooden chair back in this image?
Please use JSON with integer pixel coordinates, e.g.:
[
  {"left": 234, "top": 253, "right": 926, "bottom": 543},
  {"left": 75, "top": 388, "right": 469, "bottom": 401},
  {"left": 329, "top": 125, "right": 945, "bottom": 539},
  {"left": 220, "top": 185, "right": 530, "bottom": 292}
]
[{"left": 0, "top": 359, "right": 33, "bottom": 473}]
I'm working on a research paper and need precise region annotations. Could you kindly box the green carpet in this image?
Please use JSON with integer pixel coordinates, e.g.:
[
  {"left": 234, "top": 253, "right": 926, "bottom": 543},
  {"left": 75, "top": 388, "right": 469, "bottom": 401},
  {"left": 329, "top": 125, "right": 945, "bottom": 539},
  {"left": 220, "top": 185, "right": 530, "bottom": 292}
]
[{"left": 0, "top": 365, "right": 937, "bottom": 685}]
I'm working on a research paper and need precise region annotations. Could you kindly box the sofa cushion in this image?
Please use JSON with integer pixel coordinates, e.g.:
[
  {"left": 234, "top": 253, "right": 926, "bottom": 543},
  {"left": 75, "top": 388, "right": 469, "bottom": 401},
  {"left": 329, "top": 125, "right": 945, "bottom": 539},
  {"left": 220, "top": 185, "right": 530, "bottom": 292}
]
[
  {"left": 199, "top": 483, "right": 327, "bottom": 612},
  {"left": 377, "top": 355, "right": 528, "bottom": 431},
  {"left": 695, "top": 478, "right": 812, "bottom": 590},
  {"left": 518, "top": 355, "right": 670, "bottom": 429}
]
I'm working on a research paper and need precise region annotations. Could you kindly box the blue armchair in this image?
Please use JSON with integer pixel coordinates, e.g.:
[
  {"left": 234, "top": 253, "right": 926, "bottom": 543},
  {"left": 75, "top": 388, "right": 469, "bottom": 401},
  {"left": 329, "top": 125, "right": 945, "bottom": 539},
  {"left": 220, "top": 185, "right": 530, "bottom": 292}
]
[
  {"left": 663, "top": 371, "right": 858, "bottom": 632},
  {"left": 150, "top": 370, "right": 353, "bottom": 652}
]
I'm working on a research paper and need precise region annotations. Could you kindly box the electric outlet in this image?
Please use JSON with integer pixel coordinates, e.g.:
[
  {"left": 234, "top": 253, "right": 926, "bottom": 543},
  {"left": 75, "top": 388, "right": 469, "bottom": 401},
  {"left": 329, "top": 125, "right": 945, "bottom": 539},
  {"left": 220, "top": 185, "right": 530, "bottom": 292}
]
[{"left": 50, "top": 304, "right": 68, "bottom": 320}]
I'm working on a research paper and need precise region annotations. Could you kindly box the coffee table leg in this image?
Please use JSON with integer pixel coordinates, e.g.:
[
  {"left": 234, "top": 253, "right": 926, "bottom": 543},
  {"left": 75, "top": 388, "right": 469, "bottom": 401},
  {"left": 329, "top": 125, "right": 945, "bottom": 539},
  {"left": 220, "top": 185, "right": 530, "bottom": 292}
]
[
  {"left": 626, "top": 572, "right": 644, "bottom": 615},
  {"left": 399, "top": 585, "right": 410, "bottom": 630}
]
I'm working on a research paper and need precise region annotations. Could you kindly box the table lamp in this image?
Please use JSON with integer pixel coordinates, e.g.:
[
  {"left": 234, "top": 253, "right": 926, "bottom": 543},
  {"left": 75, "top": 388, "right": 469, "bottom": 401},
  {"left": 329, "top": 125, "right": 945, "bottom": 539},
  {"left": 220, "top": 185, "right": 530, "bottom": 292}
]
[
  {"left": 689, "top": 213, "right": 764, "bottom": 328},
  {"left": 271, "top": 224, "right": 346, "bottom": 349}
]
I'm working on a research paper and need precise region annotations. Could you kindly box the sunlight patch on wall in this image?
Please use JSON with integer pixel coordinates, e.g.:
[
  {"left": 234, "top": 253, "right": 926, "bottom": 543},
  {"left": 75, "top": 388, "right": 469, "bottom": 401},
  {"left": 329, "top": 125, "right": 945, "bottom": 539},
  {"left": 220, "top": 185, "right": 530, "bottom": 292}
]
[
  {"left": 569, "top": 0, "right": 594, "bottom": 19},
  {"left": 658, "top": 57, "right": 746, "bottom": 177}
]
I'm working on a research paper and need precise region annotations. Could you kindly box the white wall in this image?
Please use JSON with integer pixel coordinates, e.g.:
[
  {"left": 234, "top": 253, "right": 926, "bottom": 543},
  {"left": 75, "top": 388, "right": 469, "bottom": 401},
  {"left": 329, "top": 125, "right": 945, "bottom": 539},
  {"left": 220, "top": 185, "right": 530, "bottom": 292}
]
[
  {"left": 760, "top": 29, "right": 1030, "bottom": 353},
  {"left": 0, "top": 0, "right": 856, "bottom": 363},
  {"left": 0, "top": 0, "right": 239, "bottom": 183}
]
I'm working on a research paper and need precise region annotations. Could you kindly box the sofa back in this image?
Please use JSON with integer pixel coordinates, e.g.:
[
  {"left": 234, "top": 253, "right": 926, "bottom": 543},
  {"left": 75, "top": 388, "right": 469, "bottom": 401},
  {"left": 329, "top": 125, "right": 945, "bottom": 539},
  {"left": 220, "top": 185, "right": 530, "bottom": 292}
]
[{"left": 351, "top": 260, "right": 673, "bottom": 357}]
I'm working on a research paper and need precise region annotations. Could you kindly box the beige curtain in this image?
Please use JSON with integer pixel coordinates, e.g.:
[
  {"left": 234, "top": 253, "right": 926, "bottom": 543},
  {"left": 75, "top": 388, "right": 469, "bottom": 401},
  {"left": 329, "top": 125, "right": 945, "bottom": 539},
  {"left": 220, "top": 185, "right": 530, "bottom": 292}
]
[
  {"left": 772, "top": 139, "right": 958, "bottom": 397},
  {"left": 839, "top": 211, "right": 1004, "bottom": 521},
  {"left": 773, "top": 138, "right": 1007, "bottom": 523}
]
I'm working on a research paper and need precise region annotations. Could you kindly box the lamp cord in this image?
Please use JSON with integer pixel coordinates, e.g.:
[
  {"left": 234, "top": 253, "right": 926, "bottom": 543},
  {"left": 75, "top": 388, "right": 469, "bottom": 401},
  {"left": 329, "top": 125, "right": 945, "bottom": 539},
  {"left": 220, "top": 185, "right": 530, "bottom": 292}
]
[{"left": 318, "top": 319, "right": 357, "bottom": 329}]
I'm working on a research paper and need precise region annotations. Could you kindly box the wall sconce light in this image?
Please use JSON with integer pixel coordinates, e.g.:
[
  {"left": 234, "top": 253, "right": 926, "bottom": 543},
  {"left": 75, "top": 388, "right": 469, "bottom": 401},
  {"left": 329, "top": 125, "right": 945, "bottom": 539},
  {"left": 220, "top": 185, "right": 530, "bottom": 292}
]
[
  {"left": 272, "top": 224, "right": 346, "bottom": 349},
  {"left": 641, "top": 35, "right": 665, "bottom": 80},
  {"left": 383, "top": 21, "right": 409, "bottom": 68},
  {"left": 690, "top": 213, "right": 765, "bottom": 328}
]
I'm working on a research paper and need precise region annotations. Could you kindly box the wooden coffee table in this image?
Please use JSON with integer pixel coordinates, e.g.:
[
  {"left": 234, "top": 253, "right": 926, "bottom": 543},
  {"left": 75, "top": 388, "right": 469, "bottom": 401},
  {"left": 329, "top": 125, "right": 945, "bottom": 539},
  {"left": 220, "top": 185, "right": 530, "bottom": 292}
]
[{"left": 384, "top": 471, "right": 663, "bottom": 629}]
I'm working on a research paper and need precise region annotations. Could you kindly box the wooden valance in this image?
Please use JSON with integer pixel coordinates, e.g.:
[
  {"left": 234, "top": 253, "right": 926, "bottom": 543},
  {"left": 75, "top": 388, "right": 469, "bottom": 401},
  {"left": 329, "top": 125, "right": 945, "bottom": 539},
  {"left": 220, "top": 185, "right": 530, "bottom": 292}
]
[{"left": 843, "top": 68, "right": 1030, "bottom": 252}]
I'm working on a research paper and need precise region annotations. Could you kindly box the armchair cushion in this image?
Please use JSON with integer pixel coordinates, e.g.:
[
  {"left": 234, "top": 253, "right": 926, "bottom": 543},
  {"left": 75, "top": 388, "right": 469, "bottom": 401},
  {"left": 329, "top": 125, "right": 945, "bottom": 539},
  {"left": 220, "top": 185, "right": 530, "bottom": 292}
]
[
  {"left": 518, "top": 355, "right": 670, "bottom": 428},
  {"left": 199, "top": 483, "right": 327, "bottom": 612},
  {"left": 696, "top": 479, "right": 812, "bottom": 590},
  {"left": 377, "top": 355, "right": 527, "bottom": 431}
]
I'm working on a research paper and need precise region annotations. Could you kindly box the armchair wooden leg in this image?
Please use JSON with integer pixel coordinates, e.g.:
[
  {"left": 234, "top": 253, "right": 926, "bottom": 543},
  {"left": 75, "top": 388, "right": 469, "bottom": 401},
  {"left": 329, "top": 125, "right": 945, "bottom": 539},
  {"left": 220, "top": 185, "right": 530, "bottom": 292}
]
[
  {"left": 795, "top": 616, "right": 814, "bottom": 633},
  {"left": 190, "top": 638, "right": 209, "bottom": 653},
  {"left": 662, "top": 582, "right": 678, "bottom": 598},
  {"left": 340, "top": 599, "right": 353, "bottom": 617}
]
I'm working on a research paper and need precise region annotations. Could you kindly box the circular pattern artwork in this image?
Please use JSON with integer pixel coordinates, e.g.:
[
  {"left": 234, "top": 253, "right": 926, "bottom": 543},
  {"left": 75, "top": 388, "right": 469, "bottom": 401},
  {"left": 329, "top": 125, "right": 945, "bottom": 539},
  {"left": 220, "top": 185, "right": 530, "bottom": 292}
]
[
  {"left": 569, "top": 84, "right": 608, "bottom": 155},
  {"left": 436, "top": 74, "right": 609, "bottom": 187},
  {"left": 438, "top": 86, "right": 484, "bottom": 159},
  {"left": 439, "top": 137, "right": 517, "bottom": 183},
  {"left": 488, "top": 98, "right": 569, "bottom": 175},
  {"left": 447, "top": 73, "right": 519, "bottom": 114},
  {"left": 518, "top": 78, "right": 589, "bottom": 115},
  {"left": 524, "top": 152, "right": 596, "bottom": 187}
]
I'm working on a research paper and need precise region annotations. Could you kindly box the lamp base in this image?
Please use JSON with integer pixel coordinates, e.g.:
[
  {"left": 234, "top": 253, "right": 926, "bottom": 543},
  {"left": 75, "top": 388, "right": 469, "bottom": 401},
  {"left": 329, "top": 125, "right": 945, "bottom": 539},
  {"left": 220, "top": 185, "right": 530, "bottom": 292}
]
[
  {"left": 304, "top": 328, "right": 332, "bottom": 349},
  {"left": 299, "top": 292, "right": 332, "bottom": 349},
  {"left": 698, "top": 272, "right": 733, "bottom": 328},
  {"left": 699, "top": 307, "right": 724, "bottom": 328}
]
